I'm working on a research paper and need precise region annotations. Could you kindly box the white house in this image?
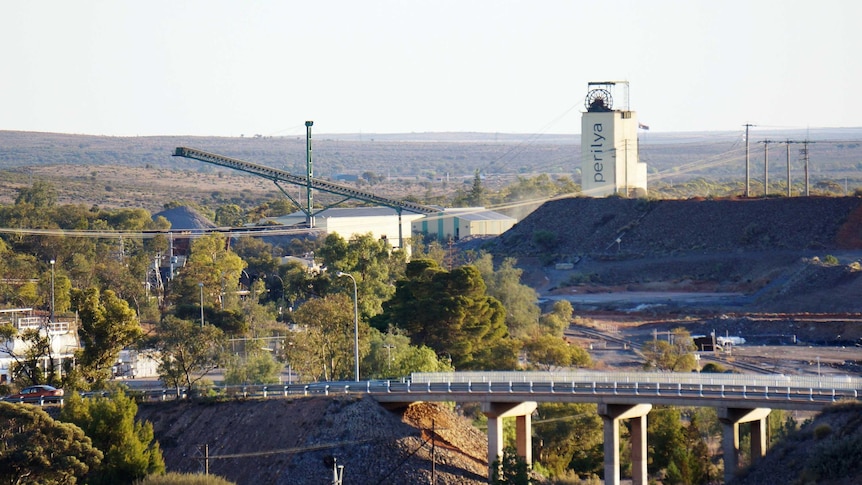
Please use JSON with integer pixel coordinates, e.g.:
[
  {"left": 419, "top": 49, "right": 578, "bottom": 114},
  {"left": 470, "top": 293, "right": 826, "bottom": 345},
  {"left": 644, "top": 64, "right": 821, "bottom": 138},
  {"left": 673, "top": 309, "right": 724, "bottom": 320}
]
[{"left": 0, "top": 308, "right": 79, "bottom": 384}]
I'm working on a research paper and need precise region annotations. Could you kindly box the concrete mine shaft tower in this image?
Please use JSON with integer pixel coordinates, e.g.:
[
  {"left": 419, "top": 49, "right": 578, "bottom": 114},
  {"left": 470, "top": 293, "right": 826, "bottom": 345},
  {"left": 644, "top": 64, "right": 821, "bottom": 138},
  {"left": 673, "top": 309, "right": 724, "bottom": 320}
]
[{"left": 581, "top": 81, "right": 648, "bottom": 197}]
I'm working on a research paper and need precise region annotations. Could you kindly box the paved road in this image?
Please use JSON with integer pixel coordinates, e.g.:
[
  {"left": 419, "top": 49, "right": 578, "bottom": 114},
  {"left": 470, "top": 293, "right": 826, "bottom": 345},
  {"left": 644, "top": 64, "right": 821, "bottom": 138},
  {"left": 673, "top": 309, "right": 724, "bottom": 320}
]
[{"left": 547, "top": 291, "right": 747, "bottom": 308}]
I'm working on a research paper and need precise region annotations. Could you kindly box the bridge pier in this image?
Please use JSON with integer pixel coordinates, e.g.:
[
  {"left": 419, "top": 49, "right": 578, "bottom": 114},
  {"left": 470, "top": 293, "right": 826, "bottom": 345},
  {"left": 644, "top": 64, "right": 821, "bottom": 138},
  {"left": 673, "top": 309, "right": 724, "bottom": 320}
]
[
  {"left": 718, "top": 407, "right": 771, "bottom": 484},
  {"left": 598, "top": 403, "right": 652, "bottom": 485},
  {"left": 482, "top": 401, "right": 538, "bottom": 474}
]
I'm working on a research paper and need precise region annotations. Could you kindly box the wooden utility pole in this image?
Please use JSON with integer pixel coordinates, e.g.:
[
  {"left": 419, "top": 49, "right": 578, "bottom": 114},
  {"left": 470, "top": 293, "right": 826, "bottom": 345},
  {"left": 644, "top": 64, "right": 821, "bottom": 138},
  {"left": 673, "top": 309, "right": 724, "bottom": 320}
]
[
  {"left": 786, "top": 140, "right": 792, "bottom": 197},
  {"left": 744, "top": 124, "right": 755, "bottom": 197},
  {"left": 761, "top": 140, "right": 778, "bottom": 197},
  {"left": 801, "top": 140, "right": 811, "bottom": 196},
  {"left": 431, "top": 419, "right": 436, "bottom": 484}
]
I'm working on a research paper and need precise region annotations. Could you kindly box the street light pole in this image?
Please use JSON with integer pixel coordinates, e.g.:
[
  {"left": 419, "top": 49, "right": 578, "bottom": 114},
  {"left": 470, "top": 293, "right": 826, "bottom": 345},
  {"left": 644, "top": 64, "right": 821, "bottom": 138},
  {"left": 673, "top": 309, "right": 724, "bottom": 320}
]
[
  {"left": 271, "top": 273, "right": 286, "bottom": 316},
  {"left": 337, "top": 271, "right": 360, "bottom": 382},
  {"left": 49, "top": 259, "right": 55, "bottom": 323},
  {"left": 198, "top": 282, "right": 205, "bottom": 327},
  {"left": 383, "top": 343, "right": 395, "bottom": 371}
]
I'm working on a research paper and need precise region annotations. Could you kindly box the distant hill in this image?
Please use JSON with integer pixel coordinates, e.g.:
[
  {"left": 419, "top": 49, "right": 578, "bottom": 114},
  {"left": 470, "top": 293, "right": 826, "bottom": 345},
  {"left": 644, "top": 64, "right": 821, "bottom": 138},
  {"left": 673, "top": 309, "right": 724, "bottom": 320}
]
[{"left": 2, "top": 128, "right": 860, "bottom": 183}]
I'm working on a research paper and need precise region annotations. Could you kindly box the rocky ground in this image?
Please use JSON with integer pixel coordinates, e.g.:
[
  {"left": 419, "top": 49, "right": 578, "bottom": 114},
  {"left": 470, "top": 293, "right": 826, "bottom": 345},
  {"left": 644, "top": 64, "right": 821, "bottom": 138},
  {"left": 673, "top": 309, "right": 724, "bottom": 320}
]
[
  {"left": 490, "top": 195, "right": 862, "bottom": 314},
  {"left": 137, "top": 397, "right": 490, "bottom": 485}
]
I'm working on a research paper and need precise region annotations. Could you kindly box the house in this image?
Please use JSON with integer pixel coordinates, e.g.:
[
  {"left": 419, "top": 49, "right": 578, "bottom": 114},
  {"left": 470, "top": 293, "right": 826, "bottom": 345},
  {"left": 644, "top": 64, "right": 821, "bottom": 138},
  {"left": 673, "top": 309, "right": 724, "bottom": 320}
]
[{"left": 0, "top": 308, "right": 79, "bottom": 383}]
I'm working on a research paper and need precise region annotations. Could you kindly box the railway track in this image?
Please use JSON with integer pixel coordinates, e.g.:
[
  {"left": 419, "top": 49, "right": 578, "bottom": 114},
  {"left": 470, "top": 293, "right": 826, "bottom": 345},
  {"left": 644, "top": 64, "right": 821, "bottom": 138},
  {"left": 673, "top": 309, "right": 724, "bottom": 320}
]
[{"left": 567, "top": 324, "right": 777, "bottom": 375}]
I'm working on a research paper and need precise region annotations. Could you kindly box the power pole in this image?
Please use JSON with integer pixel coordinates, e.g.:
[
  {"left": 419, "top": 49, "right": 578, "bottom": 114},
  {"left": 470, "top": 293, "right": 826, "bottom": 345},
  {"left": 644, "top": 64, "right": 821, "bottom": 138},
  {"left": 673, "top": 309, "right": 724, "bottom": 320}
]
[
  {"left": 761, "top": 140, "right": 777, "bottom": 197},
  {"left": 801, "top": 140, "right": 811, "bottom": 196},
  {"left": 744, "top": 124, "right": 755, "bottom": 197},
  {"left": 785, "top": 140, "right": 792, "bottom": 197},
  {"left": 305, "top": 121, "right": 314, "bottom": 228},
  {"left": 431, "top": 419, "right": 436, "bottom": 484}
]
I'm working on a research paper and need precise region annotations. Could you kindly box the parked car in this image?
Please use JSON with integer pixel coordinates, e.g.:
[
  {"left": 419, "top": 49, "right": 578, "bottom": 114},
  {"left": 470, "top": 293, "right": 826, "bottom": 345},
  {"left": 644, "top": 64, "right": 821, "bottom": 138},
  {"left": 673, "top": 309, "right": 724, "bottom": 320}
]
[{"left": 3, "top": 385, "right": 65, "bottom": 403}]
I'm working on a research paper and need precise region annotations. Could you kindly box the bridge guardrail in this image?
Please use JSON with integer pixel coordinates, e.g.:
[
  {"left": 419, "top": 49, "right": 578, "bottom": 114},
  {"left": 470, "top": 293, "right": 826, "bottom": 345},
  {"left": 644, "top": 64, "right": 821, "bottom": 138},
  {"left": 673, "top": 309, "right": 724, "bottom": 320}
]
[
  {"left": 15, "top": 372, "right": 855, "bottom": 409},
  {"left": 409, "top": 371, "right": 862, "bottom": 390}
]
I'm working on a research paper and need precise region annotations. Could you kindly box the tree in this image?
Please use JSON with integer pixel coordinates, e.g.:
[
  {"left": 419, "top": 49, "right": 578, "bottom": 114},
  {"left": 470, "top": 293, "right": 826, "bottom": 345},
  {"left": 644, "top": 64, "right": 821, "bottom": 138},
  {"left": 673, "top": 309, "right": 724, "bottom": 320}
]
[
  {"left": 15, "top": 180, "right": 58, "bottom": 208},
  {"left": 362, "top": 329, "right": 454, "bottom": 379},
  {"left": 214, "top": 204, "right": 246, "bottom": 227},
  {"left": 538, "top": 300, "right": 573, "bottom": 338},
  {"left": 318, "top": 232, "right": 405, "bottom": 319},
  {"left": 169, "top": 234, "right": 246, "bottom": 313},
  {"left": 0, "top": 401, "right": 102, "bottom": 484},
  {"left": 232, "top": 237, "right": 279, "bottom": 286},
  {"left": 522, "top": 335, "right": 591, "bottom": 371},
  {"left": 642, "top": 327, "right": 698, "bottom": 372},
  {"left": 491, "top": 446, "right": 532, "bottom": 484},
  {"left": 60, "top": 390, "right": 165, "bottom": 484},
  {"left": 474, "top": 254, "right": 541, "bottom": 338},
  {"left": 72, "top": 287, "right": 143, "bottom": 386},
  {"left": 375, "top": 259, "right": 516, "bottom": 370},
  {"left": 533, "top": 402, "right": 603, "bottom": 477},
  {"left": 0, "top": 324, "right": 58, "bottom": 386},
  {"left": 290, "top": 294, "right": 364, "bottom": 381},
  {"left": 224, "top": 347, "right": 281, "bottom": 385},
  {"left": 466, "top": 170, "right": 487, "bottom": 207},
  {"left": 647, "top": 406, "right": 686, "bottom": 474},
  {"left": 152, "top": 316, "right": 226, "bottom": 396}
]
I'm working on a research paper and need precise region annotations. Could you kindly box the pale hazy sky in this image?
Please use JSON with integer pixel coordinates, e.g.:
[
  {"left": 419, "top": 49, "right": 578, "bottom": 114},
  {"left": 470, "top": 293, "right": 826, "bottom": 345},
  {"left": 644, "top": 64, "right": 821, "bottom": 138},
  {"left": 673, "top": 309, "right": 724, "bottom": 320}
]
[{"left": 2, "top": 1, "right": 859, "bottom": 137}]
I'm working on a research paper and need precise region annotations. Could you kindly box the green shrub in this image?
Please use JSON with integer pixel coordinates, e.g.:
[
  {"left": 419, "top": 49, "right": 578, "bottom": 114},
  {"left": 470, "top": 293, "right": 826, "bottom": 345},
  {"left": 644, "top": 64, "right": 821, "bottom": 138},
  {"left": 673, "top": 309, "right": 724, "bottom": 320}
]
[
  {"left": 813, "top": 424, "right": 832, "bottom": 440},
  {"left": 532, "top": 230, "right": 558, "bottom": 251},
  {"left": 137, "top": 472, "right": 236, "bottom": 485}
]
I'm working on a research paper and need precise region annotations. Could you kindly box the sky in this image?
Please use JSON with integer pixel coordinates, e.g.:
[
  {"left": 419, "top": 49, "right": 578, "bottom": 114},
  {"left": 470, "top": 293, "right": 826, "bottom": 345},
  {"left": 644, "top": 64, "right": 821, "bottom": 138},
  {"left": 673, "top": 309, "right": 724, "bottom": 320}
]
[{"left": 2, "top": 1, "right": 860, "bottom": 137}]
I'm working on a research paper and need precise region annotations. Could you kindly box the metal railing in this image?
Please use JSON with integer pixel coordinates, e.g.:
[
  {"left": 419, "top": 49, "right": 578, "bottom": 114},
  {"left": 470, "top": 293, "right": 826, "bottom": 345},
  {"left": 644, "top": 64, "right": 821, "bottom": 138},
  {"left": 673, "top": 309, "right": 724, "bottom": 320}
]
[
  {"left": 13, "top": 371, "right": 859, "bottom": 411},
  {"left": 410, "top": 371, "right": 862, "bottom": 390}
]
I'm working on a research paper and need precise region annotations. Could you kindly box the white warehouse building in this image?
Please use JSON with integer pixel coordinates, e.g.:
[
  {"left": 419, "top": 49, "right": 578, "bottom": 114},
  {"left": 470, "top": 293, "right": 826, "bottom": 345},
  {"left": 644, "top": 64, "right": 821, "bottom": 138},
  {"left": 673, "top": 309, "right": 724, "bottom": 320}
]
[{"left": 267, "top": 207, "right": 426, "bottom": 250}]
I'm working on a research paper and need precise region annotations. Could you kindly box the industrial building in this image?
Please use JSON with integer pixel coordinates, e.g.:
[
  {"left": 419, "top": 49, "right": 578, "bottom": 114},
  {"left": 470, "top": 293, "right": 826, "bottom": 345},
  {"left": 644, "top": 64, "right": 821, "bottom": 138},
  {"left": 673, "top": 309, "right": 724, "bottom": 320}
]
[
  {"left": 412, "top": 207, "right": 517, "bottom": 243},
  {"left": 266, "top": 207, "right": 426, "bottom": 250},
  {"left": 581, "top": 81, "right": 648, "bottom": 197}
]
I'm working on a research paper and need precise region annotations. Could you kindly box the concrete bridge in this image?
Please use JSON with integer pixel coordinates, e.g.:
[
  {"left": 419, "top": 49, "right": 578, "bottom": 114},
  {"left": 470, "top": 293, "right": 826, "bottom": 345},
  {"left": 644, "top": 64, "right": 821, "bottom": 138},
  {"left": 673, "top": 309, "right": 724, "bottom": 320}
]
[{"left": 350, "top": 370, "right": 862, "bottom": 485}]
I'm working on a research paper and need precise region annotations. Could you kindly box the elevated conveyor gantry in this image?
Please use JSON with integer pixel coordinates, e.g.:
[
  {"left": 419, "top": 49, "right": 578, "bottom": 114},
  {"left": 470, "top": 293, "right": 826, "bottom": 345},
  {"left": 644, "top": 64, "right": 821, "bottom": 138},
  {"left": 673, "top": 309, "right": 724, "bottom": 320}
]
[{"left": 172, "top": 146, "right": 439, "bottom": 248}]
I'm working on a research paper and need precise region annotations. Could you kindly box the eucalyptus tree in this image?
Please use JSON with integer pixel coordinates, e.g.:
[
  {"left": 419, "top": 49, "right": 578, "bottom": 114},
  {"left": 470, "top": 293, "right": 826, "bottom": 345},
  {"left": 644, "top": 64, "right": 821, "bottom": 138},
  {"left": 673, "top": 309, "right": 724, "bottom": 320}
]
[
  {"left": 318, "top": 232, "right": 406, "bottom": 319},
  {"left": 539, "top": 300, "right": 573, "bottom": 338},
  {"left": 532, "top": 402, "right": 604, "bottom": 478},
  {"left": 474, "top": 253, "right": 540, "bottom": 338},
  {"left": 642, "top": 327, "right": 698, "bottom": 372},
  {"left": 168, "top": 233, "right": 246, "bottom": 313},
  {"left": 362, "top": 329, "right": 454, "bottom": 379},
  {"left": 71, "top": 287, "right": 143, "bottom": 386},
  {"left": 152, "top": 316, "right": 226, "bottom": 396},
  {"left": 0, "top": 323, "right": 56, "bottom": 386},
  {"left": 522, "top": 334, "right": 591, "bottom": 371},
  {"left": 290, "top": 293, "right": 364, "bottom": 381}
]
